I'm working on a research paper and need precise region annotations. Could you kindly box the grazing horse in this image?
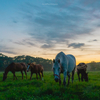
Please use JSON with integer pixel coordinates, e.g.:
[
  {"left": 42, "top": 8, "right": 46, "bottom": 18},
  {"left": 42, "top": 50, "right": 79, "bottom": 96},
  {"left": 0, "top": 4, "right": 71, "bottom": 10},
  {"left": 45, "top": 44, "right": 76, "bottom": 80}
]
[
  {"left": 77, "top": 63, "right": 88, "bottom": 82},
  {"left": 53, "top": 52, "right": 76, "bottom": 86},
  {"left": 27, "top": 63, "right": 44, "bottom": 80},
  {"left": 3, "top": 62, "right": 27, "bottom": 81}
]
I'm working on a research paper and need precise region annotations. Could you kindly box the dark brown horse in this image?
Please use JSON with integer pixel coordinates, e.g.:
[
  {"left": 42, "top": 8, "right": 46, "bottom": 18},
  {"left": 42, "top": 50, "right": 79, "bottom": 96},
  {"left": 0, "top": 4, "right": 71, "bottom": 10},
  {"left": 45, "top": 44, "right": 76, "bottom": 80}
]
[
  {"left": 3, "top": 62, "right": 27, "bottom": 81},
  {"left": 27, "top": 63, "right": 44, "bottom": 80},
  {"left": 77, "top": 63, "right": 88, "bottom": 82}
]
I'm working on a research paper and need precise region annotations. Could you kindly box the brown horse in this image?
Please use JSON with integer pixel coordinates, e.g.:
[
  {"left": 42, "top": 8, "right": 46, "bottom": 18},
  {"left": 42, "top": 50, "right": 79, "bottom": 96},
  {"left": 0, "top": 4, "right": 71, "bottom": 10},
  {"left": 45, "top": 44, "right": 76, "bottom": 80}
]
[
  {"left": 27, "top": 63, "right": 44, "bottom": 80},
  {"left": 3, "top": 62, "right": 27, "bottom": 81},
  {"left": 77, "top": 63, "right": 88, "bottom": 82}
]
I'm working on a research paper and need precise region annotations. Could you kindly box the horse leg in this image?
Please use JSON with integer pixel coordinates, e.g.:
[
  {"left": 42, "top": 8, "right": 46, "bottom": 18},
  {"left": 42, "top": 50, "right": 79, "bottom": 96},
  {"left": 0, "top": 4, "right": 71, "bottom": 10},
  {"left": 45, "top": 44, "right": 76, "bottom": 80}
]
[
  {"left": 77, "top": 72, "right": 80, "bottom": 82},
  {"left": 41, "top": 71, "right": 44, "bottom": 81},
  {"left": 63, "top": 71, "right": 67, "bottom": 86},
  {"left": 39, "top": 72, "right": 41, "bottom": 80},
  {"left": 72, "top": 67, "right": 75, "bottom": 83},
  {"left": 21, "top": 71, "right": 23, "bottom": 80},
  {"left": 81, "top": 74, "right": 83, "bottom": 81},
  {"left": 67, "top": 73, "right": 70, "bottom": 86},
  {"left": 13, "top": 73, "right": 15, "bottom": 80},
  {"left": 36, "top": 73, "right": 38, "bottom": 80},
  {"left": 30, "top": 72, "right": 33, "bottom": 80},
  {"left": 24, "top": 70, "right": 27, "bottom": 79},
  {"left": 13, "top": 72, "right": 17, "bottom": 80}
]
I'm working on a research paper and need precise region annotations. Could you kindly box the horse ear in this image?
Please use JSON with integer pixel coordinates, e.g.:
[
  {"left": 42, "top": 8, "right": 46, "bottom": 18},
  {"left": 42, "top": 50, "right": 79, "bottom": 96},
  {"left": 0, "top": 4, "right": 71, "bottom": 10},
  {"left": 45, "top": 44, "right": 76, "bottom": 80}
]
[
  {"left": 53, "top": 59, "right": 55, "bottom": 63},
  {"left": 58, "top": 59, "right": 60, "bottom": 63}
]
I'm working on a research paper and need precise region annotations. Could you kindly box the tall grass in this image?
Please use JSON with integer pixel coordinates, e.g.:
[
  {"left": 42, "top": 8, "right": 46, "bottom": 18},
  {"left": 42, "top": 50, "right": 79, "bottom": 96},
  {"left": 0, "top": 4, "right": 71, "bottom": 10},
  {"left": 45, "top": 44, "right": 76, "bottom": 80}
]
[{"left": 0, "top": 71, "right": 100, "bottom": 100}]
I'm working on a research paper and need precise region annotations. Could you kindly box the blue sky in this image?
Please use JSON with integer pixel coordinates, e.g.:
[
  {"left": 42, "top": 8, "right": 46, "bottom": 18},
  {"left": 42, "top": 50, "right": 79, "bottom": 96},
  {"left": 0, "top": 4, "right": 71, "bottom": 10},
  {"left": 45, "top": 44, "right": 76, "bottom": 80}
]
[{"left": 0, "top": 0, "right": 100, "bottom": 63}]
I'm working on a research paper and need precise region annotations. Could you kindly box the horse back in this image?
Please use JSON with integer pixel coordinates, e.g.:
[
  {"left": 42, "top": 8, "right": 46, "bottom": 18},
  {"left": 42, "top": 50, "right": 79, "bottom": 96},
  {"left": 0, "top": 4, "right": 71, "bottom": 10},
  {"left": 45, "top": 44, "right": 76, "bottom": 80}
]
[
  {"left": 30, "top": 64, "right": 43, "bottom": 73},
  {"left": 20, "top": 63, "right": 27, "bottom": 69},
  {"left": 77, "top": 63, "right": 87, "bottom": 73},
  {"left": 9, "top": 62, "right": 26, "bottom": 71}
]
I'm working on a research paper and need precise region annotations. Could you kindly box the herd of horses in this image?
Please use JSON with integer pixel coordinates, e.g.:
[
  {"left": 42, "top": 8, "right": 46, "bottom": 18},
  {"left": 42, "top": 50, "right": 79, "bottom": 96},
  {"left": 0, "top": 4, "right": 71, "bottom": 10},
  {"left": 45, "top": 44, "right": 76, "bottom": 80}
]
[
  {"left": 3, "top": 62, "right": 44, "bottom": 81},
  {"left": 2, "top": 52, "right": 88, "bottom": 86}
]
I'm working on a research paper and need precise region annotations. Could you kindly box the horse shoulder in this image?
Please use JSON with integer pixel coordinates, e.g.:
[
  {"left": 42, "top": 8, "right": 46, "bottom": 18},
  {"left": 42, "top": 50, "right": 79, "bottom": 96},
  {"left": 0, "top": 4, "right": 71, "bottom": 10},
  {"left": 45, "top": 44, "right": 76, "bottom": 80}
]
[
  {"left": 10, "top": 62, "right": 16, "bottom": 68},
  {"left": 30, "top": 63, "right": 35, "bottom": 68}
]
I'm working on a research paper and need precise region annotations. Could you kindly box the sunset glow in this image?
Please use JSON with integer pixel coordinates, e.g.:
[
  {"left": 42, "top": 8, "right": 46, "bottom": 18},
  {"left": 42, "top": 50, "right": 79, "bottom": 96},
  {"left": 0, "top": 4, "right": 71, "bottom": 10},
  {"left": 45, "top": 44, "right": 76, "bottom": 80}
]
[{"left": 0, "top": 0, "right": 100, "bottom": 65}]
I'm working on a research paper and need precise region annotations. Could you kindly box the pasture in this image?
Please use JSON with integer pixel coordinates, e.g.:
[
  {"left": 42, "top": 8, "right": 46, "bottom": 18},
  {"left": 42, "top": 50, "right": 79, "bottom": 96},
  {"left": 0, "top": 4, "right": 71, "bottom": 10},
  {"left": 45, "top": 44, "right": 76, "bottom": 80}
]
[{"left": 0, "top": 71, "right": 100, "bottom": 100}]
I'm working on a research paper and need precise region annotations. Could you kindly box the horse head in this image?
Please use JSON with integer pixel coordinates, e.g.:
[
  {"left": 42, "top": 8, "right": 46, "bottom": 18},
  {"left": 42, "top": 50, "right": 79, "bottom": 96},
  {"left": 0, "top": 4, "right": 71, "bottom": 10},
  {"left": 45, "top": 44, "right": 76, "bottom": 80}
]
[
  {"left": 3, "top": 73, "right": 7, "bottom": 81},
  {"left": 53, "top": 59, "right": 61, "bottom": 82}
]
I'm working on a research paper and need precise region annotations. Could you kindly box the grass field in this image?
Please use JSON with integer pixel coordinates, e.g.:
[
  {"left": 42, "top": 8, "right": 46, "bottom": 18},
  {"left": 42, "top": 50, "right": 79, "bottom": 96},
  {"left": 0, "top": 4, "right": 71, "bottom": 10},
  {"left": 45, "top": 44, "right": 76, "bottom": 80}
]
[{"left": 0, "top": 71, "right": 100, "bottom": 100}]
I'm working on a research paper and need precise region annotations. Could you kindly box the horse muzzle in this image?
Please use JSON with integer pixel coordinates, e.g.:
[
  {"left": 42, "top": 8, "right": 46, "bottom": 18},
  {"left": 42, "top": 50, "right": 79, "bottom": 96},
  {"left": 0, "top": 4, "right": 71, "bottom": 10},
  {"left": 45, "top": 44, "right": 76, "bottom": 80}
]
[
  {"left": 54, "top": 74, "right": 60, "bottom": 82},
  {"left": 55, "top": 78, "right": 59, "bottom": 82}
]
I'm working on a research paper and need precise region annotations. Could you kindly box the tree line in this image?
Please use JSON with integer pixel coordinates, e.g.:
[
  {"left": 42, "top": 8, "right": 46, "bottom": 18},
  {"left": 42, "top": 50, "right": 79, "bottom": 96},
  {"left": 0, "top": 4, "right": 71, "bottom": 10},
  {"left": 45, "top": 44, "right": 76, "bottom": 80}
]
[
  {"left": 0, "top": 53, "right": 53, "bottom": 71},
  {"left": 0, "top": 53, "right": 100, "bottom": 71},
  {"left": 87, "top": 61, "right": 100, "bottom": 71}
]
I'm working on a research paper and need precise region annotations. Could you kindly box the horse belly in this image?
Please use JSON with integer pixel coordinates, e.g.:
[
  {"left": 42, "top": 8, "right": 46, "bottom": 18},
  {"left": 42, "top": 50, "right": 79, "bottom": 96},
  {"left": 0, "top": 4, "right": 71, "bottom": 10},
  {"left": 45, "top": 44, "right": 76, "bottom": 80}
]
[
  {"left": 15, "top": 69, "right": 22, "bottom": 71},
  {"left": 68, "top": 65, "right": 75, "bottom": 73},
  {"left": 31, "top": 69, "right": 38, "bottom": 73}
]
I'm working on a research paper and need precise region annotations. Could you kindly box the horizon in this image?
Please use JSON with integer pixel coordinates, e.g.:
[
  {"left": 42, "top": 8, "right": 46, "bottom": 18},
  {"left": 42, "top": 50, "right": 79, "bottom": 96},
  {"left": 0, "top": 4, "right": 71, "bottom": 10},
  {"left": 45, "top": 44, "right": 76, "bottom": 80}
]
[
  {"left": 0, "top": 0, "right": 100, "bottom": 64},
  {"left": 0, "top": 52, "right": 99, "bottom": 65}
]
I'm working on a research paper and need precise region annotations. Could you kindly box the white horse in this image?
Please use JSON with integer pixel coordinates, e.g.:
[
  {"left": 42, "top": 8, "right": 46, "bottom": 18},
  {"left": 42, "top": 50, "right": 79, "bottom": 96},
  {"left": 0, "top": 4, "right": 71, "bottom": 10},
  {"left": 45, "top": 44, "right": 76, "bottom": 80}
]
[{"left": 53, "top": 52, "right": 76, "bottom": 86}]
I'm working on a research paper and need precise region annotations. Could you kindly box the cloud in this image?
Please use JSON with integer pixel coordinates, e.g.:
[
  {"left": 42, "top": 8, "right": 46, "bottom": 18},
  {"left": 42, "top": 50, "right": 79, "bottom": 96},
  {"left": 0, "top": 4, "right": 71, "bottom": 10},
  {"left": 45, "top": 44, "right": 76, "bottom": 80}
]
[
  {"left": 0, "top": 45, "right": 18, "bottom": 55},
  {"left": 88, "top": 39, "right": 98, "bottom": 42},
  {"left": 93, "top": 39, "right": 97, "bottom": 41},
  {"left": 68, "top": 43, "right": 85, "bottom": 49},
  {"left": 14, "top": 39, "right": 35, "bottom": 47},
  {"left": 19, "top": 0, "right": 100, "bottom": 48},
  {"left": 41, "top": 44, "right": 54, "bottom": 49}
]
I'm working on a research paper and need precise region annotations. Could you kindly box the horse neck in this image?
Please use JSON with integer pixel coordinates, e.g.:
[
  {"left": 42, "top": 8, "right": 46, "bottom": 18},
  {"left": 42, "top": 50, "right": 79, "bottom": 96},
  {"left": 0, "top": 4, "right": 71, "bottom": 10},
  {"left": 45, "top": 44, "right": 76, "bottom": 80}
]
[{"left": 30, "top": 65, "right": 33, "bottom": 69}]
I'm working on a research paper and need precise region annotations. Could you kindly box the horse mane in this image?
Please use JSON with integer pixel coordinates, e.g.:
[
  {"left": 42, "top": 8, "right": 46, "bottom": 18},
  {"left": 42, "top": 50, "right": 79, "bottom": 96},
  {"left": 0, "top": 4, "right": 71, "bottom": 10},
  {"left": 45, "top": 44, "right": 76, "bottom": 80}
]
[
  {"left": 29, "top": 63, "right": 35, "bottom": 68},
  {"left": 31, "top": 63, "right": 35, "bottom": 65},
  {"left": 20, "top": 63, "right": 26, "bottom": 67},
  {"left": 4, "top": 62, "right": 15, "bottom": 74}
]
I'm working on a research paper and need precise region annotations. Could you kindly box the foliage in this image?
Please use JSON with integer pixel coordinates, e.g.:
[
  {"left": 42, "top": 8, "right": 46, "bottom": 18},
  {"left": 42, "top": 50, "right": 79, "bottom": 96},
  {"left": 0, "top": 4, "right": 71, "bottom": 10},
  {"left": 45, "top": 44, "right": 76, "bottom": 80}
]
[
  {"left": 0, "top": 53, "right": 52, "bottom": 71},
  {"left": 87, "top": 61, "right": 100, "bottom": 71},
  {"left": 1, "top": 53, "right": 100, "bottom": 71},
  {"left": 0, "top": 71, "right": 100, "bottom": 100}
]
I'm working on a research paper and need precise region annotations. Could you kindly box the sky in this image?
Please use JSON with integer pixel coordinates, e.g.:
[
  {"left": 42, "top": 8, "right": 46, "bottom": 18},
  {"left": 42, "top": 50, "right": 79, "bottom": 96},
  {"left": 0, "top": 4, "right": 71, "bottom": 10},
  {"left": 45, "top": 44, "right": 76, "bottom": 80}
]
[{"left": 0, "top": 0, "right": 100, "bottom": 64}]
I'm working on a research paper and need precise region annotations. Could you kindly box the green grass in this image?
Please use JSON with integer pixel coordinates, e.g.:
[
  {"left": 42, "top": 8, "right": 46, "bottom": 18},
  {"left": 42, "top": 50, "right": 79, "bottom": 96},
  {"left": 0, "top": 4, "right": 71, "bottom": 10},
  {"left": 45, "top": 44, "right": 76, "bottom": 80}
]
[{"left": 0, "top": 71, "right": 100, "bottom": 100}]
